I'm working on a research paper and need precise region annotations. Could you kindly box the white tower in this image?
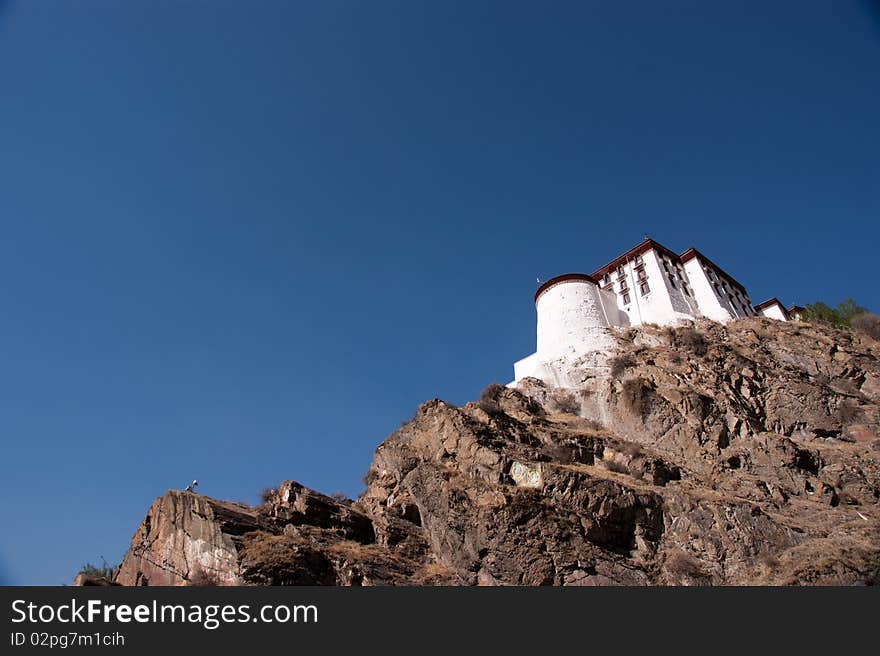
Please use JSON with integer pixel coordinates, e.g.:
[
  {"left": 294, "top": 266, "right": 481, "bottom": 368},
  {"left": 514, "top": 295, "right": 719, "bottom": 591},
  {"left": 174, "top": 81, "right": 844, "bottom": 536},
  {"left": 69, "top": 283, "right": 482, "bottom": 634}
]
[
  {"left": 535, "top": 274, "right": 616, "bottom": 358},
  {"left": 513, "top": 274, "right": 618, "bottom": 384}
]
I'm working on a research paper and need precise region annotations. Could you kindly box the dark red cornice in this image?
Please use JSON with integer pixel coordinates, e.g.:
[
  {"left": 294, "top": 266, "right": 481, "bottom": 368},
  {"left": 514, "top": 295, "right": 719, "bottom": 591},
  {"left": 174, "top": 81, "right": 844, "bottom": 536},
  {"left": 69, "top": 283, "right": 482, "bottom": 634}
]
[
  {"left": 534, "top": 273, "right": 597, "bottom": 303},
  {"left": 590, "top": 238, "right": 681, "bottom": 280}
]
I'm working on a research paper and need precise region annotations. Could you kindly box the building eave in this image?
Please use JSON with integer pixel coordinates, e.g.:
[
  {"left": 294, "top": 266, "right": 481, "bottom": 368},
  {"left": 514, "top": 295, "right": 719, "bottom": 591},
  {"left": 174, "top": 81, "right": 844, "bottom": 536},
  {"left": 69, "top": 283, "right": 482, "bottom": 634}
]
[
  {"left": 534, "top": 273, "right": 598, "bottom": 303},
  {"left": 754, "top": 297, "right": 789, "bottom": 318},
  {"left": 679, "top": 247, "right": 749, "bottom": 297},
  {"left": 590, "top": 238, "right": 681, "bottom": 280}
]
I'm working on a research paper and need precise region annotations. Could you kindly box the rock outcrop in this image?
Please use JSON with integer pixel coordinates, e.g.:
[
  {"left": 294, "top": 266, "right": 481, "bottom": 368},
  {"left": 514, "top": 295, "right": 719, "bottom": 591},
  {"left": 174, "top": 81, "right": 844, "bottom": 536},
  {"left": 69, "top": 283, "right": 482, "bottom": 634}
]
[{"left": 106, "top": 318, "right": 880, "bottom": 586}]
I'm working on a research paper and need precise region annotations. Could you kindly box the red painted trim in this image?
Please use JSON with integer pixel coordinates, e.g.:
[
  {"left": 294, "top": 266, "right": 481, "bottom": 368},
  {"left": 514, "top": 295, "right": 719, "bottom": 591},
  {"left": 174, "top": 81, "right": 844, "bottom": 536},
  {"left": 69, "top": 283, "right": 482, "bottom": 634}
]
[
  {"left": 754, "top": 297, "right": 789, "bottom": 318},
  {"left": 534, "top": 273, "right": 597, "bottom": 303},
  {"left": 590, "top": 238, "right": 680, "bottom": 280}
]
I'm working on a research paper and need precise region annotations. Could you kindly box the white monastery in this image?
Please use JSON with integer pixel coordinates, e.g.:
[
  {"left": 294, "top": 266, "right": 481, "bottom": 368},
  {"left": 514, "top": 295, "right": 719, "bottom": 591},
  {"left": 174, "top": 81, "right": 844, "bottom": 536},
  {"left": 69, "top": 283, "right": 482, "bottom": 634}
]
[{"left": 513, "top": 237, "right": 802, "bottom": 385}]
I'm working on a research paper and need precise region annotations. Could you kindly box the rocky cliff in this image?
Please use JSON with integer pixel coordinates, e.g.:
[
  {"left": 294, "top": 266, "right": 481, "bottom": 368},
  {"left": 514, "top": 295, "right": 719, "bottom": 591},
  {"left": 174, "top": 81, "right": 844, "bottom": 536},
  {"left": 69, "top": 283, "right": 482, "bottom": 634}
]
[{"left": 108, "top": 318, "right": 880, "bottom": 586}]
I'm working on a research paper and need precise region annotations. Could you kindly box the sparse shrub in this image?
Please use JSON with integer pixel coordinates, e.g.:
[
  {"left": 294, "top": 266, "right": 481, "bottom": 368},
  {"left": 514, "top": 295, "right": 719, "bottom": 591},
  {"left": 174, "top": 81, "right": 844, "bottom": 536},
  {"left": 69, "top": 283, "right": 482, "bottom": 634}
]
[
  {"left": 580, "top": 417, "right": 603, "bottom": 432},
  {"left": 866, "top": 553, "right": 880, "bottom": 586},
  {"left": 617, "top": 328, "right": 637, "bottom": 343},
  {"left": 477, "top": 382, "right": 507, "bottom": 415},
  {"left": 551, "top": 391, "right": 580, "bottom": 415},
  {"left": 362, "top": 469, "right": 378, "bottom": 487},
  {"left": 78, "top": 559, "right": 114, "bottom": 581},
  {"left": 837, "top": 401, "right": 863, "bottom": 424},
  {"left": 188, "top": 567, "right": 222, "bottom": 586},
  {"left": 612, "top": 440, "right": 645, "bottom": 457},
  {"left": 851, "top": 312, "right": 880, "bottom": 340},
  {"left": 664, "top": 549, "right": 706, "bottom": 579},
  {"left": 330, "top": 491, "right": 349, "bottom": 503},
  {"left": 602, "top": 459, "right": 629, "bottom": 475},
  {"left": 759, "top": 553, "right": 780, "bottom": 569},
  {"left": 621, "top": 378, "right": 654, "bottom": 420},
  {"left": 675, "top": 326, "right": 708, "bottom": 356},
  {"left": 609, "top": 352, "right": 636, "bottom": 377},
  {"left": 259, "top": 487, "right": 276, "bottom": 505}
]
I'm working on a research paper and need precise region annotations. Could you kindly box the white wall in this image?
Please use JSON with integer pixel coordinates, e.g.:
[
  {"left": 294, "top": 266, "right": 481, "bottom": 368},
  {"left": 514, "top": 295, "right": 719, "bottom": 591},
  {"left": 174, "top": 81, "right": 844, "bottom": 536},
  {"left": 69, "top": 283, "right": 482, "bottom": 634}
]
[
  {"left": 682, "top": 258, "right": 735, "bottom": 323},
  {"left": 653, "top": 251, "right": 702, "bottom": 320},
  {"left": 511, "top": 279, "right": 617, "bottom": 384},
  {"left": 599, "top": 287, "right": 630, "bottom": 328},
  {"left": 632, "top": 250, "right": 699, "bottom": 325},
  {"left": 513, "top": 352, "right": 540, "bottom": 382},
  {"left": 759, "top": 302, "right": 788, "bottom": 321},
  {"left": 596, "top": 249, "right": 697, "bottom": 327},
  {"left": 535, "top": 279, "right": 615, "bottom": 358}
]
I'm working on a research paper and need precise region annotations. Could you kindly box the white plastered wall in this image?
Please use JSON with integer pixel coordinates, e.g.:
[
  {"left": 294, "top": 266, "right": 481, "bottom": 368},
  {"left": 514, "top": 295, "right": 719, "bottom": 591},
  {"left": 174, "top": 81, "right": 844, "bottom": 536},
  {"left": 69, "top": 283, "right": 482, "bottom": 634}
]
[
  {"left": 682, "top": 258, "right": 736, "bottom": 323},
  {"left": 535, "top": 279, "right": 615, "bottom": 358},
  {"left": 759, "top": 302, "right": 788, "bottom": 321},
  {"left": 512, "top": 279, "right": 616, "bottom": 384}
]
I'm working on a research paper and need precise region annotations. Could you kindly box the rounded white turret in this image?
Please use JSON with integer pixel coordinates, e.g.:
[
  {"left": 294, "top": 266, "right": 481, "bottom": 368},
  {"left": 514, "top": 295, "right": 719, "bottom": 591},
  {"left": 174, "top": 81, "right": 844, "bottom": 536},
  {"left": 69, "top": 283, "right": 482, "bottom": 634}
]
[{"left": 535, "top": 274, "right": 615, "bottom": 358}]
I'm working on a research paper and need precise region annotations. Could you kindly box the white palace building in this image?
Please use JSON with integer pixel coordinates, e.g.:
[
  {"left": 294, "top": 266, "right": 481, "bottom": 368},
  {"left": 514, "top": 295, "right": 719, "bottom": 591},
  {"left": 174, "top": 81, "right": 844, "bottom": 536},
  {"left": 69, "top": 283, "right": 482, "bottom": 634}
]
[{"left": 512, "top": 237, "right": 802, "bottom": 385}]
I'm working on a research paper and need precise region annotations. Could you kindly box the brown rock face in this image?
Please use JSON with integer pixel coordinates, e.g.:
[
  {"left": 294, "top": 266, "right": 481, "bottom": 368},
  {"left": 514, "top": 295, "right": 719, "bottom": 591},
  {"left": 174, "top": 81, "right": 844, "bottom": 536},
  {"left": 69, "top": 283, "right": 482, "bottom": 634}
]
[
  {"left": 110, "top": 318, "right": 880, "bottom": 585},
  {"left": 115, "top": 493, "right": 263, "bottom": 586}
]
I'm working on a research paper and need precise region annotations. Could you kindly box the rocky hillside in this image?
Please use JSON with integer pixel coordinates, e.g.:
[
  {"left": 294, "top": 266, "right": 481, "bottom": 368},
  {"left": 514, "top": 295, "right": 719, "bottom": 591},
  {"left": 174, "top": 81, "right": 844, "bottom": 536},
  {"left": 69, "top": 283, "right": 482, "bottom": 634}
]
[{"left": 105, "top": 318, "right": 880, "bottom": 586}]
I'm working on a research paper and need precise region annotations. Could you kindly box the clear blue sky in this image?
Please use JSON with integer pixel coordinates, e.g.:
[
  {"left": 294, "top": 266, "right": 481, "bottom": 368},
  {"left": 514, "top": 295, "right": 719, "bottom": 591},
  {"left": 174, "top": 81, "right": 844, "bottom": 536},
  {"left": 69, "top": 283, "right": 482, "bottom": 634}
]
[{"left": 1, "top": 1, "right": 878, "bottom": 585}]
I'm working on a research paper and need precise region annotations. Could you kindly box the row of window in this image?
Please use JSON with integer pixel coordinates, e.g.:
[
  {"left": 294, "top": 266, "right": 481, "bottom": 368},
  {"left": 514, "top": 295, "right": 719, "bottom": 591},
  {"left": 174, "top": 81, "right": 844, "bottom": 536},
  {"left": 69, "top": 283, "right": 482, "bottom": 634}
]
[
  {"left": 600, "top": 254, "right": 645, "bottom": 286},
  {"left": 619, "top": 280, "right": 650, "bottom": 306},
  {"left": 600, "top": 252, "right": 757, "bottom": 317},
  {"left": 661, "top": 256, "right": 693, "bottom": 297},
  {"left": 703, "top": 265, "right": 756, "bottom": 316}
]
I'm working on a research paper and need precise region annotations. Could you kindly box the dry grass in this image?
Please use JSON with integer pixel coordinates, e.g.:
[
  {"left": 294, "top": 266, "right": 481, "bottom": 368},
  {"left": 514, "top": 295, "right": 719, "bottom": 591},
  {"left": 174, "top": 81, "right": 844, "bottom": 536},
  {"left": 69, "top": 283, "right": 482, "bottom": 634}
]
[{"left": 664, "top": 549, "right": 707, "bottom": 579}]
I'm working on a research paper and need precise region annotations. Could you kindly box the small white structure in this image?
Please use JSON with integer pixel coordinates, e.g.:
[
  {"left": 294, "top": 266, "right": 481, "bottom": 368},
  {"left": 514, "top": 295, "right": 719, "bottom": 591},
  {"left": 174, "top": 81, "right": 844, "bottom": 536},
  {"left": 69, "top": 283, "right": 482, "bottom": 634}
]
[
  {"left": 754, "top": 298, "right": 790, "bottom": 321},
  {"left": 513, "top": 238, "right": 798, "bottom": 385},
  {"left": 787, "top": 305, "right": 806, "bottom": 321}
]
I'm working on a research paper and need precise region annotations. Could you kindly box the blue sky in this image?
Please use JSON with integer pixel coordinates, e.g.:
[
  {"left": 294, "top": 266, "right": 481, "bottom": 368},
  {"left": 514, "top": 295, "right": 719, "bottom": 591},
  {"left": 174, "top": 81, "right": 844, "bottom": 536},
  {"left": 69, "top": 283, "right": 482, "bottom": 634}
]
[{"left": 1, "top": 1, "right": 878, "bottom": 585}]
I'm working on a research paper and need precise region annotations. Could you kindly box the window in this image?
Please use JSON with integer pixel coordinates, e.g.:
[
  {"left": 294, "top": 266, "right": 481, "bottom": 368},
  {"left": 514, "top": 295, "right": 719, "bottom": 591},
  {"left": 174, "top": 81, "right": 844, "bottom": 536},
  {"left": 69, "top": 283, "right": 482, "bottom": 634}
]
[
  {"left": 634, "top": 254, "right": 643, "bottom": 266},
  {"left": 603, "top": 273, "right": 611, "bottom": 284},
  {"left": 640, "top": 281, "right": 650, "bottom": 295},
  {"left": 622, "top": 292, "right": 631, "bottom": 305},
  {"left": 669, "top": 278, "right": 677, "bottom": 289},
  {"left": 619, "top": 279, "right": 628, "bottom": 291},
  {"left": 616, "top": 265, "right": 625, "bottom": 278},
  {"left": 637, "top": 269, "right": 647, "bottom": 281}
]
